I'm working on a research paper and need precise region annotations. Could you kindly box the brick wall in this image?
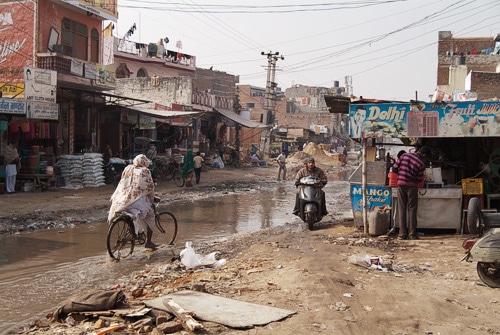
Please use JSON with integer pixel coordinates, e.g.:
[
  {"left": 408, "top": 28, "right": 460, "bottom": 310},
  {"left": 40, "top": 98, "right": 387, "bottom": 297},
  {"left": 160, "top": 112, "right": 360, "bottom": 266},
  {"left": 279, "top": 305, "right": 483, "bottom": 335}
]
[
  {"left": 437, "top": 31, "right": 500, "bottom": 87},
  {"left": 470, "top": 72, "right": 500, "bottom": 100},
  {"left": 188, "top": 68, "right": 238, "bottom": 99}
]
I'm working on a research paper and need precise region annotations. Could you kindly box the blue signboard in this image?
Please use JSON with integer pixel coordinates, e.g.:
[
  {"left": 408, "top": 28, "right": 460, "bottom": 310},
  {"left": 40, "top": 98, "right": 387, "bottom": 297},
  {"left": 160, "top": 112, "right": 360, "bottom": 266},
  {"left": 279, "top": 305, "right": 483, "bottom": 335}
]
[
  {"left": 349, "top": 101, "right": 500, "bottom": 139},
  {"left": 350, "top": 184, "right": 392, "bottom": 223}
]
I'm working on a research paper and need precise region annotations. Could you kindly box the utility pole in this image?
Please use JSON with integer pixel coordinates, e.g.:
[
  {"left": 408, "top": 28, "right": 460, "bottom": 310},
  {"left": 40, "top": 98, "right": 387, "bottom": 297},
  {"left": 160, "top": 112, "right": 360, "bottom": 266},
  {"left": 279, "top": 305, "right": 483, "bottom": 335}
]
[
  {"left": 233, "top": 87, "right": 242, "bottom": 156},
  {"left": 261, "top": 51, "right": 284, "bottom": 158},
  {"left": 261, "top": 51, "right": 284, "bottom": 126}
]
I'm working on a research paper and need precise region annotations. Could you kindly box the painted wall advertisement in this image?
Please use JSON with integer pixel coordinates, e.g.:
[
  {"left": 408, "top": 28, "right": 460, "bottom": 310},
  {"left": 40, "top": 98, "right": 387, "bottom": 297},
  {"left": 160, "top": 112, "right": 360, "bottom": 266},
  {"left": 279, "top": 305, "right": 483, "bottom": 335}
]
[
  {"left": 349, "top": 101, "right": 500, "bottom": 139},
  {"left": 96, "top": 64, "right": 116, "bottom": 87},
  {"left": 0, "top": 1, "right": 35, "bottom": 99},
  {"left": 350, "top": 184, "right": 392, "bottom": 223}
]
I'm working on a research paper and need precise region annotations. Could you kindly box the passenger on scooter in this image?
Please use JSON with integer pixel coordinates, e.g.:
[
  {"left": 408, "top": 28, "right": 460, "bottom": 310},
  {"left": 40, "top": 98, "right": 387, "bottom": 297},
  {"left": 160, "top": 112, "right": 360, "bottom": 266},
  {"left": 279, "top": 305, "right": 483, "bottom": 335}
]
[
  {"left": 292, "top": 157, "right": 328, "bottom": 216},
  {"left": 108, "top": 154, "right": 157, "bottom": 250}
]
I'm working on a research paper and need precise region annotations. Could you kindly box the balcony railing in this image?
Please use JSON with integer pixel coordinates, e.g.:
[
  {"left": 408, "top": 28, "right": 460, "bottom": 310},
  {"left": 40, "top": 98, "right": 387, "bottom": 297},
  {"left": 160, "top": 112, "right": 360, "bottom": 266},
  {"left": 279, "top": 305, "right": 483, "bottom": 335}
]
[{"left": 36, "top": 53, "right": 73, "bottom": 75}]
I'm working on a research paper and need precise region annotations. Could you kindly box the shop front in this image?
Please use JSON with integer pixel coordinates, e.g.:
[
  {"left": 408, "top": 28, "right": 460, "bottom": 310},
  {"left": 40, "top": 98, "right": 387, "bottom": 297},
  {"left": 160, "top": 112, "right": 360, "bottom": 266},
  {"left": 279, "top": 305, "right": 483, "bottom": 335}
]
[
  {"left": 0, "top": 97, "right": 62, "bottom": 192},
  {"left": 348, "top": 100, "right": 500, "bottom": 235}
]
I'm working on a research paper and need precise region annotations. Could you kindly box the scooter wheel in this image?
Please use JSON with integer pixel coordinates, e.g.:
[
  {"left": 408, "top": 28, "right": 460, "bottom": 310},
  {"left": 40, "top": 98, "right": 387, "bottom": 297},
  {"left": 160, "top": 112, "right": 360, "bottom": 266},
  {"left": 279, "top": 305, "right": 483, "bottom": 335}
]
[
  {"left": 467, "top": 197, "right": 483, "bottom": 236},
  {"left": 477, "top": 262, "right": 500, "bottom": 288},
  {"left": 305, "top": 213, "right": 315, "bottom": 230}
]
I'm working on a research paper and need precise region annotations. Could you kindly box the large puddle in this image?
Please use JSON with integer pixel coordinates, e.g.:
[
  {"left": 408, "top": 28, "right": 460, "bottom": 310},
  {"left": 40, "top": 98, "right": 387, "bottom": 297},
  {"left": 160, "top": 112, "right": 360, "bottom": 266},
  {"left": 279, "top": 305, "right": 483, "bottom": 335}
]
[{"left": 0, "top": 178, "right": 350, "bottom": 332}]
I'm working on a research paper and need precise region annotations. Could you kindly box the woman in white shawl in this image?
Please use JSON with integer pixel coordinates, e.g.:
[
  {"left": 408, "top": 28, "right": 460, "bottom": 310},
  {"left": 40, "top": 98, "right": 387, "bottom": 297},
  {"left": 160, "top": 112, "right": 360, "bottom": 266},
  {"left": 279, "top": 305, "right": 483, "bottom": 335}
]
[{"left": 108, "top": 154, "right": 157, "bottom": 249}]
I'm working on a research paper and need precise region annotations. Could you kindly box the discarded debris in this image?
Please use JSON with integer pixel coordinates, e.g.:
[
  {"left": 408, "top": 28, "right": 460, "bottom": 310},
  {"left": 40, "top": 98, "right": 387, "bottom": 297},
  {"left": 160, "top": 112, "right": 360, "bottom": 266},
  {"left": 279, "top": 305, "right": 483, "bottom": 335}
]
[
  {"left": 180, "top": 241, "right": 227, "bottom": 269},
  {"left": 163, "top": 298, "right": 204, "bottom": 331}
]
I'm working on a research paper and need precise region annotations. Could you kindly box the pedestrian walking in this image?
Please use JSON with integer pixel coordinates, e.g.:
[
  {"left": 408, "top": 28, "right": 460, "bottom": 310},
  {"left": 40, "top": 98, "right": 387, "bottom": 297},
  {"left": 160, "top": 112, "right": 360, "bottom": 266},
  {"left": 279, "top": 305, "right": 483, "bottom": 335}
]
[
  {"left": 391, "top": 146, "right": 431, "bottom": 240},
  {"left": 5, "top": 140, "right": 20, "bottom": 193},
  {"left": 276, "top": 150, "right": 287, "bottom": 181},
  {"left": 182, "top": 149, "right": 195, "bottom": 187},
  {"left": 193, "top": 151, "right": 204, "bottom": 184}
]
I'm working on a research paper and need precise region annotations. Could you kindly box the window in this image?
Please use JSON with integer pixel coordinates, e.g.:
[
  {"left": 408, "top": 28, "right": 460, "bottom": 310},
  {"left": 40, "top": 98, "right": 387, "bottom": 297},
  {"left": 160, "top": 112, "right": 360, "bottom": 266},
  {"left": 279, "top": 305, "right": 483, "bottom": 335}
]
[
  {"left": 61, "top": 18, "right": 88, "bottom": 60},
  {"left": 137, "top": 68, "right": 148, "bottom": 77},
  {"left": 246, "top": 102, "right": 255, "bottom": 109},
  {"left": 90, "top": 29, "right": 99, "bottom": 62}
]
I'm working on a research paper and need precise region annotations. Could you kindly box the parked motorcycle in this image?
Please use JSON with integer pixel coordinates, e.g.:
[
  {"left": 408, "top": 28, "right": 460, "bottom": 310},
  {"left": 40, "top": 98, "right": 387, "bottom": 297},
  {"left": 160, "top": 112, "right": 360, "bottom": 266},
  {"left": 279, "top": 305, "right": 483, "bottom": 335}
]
[
  {"left": 296, "top": 175, "right": 326, "bottom": 230},
  {"left": 462, "top": 197, "right": 500, "bottom": 288},
  {"left": 103, "top": 157, "right": 132, "bottom": 186}
]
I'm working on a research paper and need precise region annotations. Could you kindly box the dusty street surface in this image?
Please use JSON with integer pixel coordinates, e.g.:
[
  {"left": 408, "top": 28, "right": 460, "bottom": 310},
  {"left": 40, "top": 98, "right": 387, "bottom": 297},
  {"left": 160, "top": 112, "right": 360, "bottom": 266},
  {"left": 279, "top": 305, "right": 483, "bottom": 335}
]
[{"left": 2, "top": 150, "right": 499, "bottom": 335}]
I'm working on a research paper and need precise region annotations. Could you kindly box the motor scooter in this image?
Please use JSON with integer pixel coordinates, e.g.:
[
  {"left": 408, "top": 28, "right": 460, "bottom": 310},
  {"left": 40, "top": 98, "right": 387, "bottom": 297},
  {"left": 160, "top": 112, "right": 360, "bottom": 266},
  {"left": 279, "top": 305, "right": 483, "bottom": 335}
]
[
  {"left": 296, "top": 175, "right": 325, "bottom": 230},
  {"left": 462, "top": 197, "right": 500, "bottom": 288},
  {"left": 104, "top": 157, "right": 132, "bottom": 186}
]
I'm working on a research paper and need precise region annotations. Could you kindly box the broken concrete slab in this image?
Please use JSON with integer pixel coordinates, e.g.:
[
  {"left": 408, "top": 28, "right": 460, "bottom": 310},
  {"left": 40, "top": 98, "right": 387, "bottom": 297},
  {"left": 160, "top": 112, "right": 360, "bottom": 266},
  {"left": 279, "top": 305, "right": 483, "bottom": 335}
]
[{"left": 144, "top": 290, "right": 296, "bottom": 329}]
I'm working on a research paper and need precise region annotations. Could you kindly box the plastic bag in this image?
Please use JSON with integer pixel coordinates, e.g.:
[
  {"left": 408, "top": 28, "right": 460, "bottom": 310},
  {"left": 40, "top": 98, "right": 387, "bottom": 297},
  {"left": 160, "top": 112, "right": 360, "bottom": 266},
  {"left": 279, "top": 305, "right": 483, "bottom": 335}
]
[
  {"left": 180, "top": 242, "right": 227, "bottom": 269},
  {"left": 180, "top": 242, "right": 202, "bottom": 269}
]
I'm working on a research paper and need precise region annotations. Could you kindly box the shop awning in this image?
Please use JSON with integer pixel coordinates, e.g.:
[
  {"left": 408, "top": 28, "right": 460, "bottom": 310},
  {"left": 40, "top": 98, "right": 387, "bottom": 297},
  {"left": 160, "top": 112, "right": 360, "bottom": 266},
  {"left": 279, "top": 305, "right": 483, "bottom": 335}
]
[
  {"left": 214, "top": 108, "right": 268, "bottom": 128},
  {"left": 115, "top": 102, "right": 200, "bottom": 118}
]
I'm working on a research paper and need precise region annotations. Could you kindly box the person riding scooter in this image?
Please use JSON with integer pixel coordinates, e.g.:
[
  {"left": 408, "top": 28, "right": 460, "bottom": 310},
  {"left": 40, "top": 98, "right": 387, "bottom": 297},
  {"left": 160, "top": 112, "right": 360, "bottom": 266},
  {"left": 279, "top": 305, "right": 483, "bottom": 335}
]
[{"left": 292, "top": 157, "right": 328, "bottom": 216}]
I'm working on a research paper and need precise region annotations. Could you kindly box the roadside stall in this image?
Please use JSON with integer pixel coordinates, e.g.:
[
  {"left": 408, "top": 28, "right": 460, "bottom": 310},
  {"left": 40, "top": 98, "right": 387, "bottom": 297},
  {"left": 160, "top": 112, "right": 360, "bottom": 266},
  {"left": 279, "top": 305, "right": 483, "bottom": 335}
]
[{"left": 348, "top": 100, "right": 500, "bottom": 235}]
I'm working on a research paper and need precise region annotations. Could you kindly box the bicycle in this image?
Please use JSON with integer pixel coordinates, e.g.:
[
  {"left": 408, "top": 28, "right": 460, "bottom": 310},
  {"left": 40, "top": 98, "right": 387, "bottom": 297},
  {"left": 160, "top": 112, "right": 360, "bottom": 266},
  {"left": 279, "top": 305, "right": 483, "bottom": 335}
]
[
  {"left": 152, "top": 157, "right": 185, "bottom": 187},
  {"left": 106, "top": 197, "right": 178, "bottom": 260}
]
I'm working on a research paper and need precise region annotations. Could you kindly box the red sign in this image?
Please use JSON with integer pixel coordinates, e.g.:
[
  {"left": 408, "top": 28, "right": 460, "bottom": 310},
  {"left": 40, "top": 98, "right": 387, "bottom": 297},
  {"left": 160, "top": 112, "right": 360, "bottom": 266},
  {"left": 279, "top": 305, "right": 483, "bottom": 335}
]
[{"left": 0, "top": 2, "right": 35, "bottom": 91}]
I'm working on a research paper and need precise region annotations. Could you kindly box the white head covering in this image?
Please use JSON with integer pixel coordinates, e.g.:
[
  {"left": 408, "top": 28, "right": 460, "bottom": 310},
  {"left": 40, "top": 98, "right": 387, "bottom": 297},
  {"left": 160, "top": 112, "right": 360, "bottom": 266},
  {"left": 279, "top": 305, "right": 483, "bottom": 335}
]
[{"left": 108, "top": 154, "right": 154, "bottom": 222}]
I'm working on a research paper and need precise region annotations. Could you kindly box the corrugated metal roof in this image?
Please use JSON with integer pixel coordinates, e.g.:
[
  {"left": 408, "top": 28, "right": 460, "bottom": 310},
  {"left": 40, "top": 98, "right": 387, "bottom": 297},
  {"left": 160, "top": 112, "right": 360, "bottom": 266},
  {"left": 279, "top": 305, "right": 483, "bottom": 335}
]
[{"left": 214, "top": 108, "right": 268, "bottom": 128}]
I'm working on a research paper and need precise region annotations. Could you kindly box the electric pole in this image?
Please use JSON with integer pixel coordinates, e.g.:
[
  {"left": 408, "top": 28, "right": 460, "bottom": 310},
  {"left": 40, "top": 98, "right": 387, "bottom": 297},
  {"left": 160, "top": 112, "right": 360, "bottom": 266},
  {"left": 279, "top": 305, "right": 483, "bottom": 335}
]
[
  {"left": 261, "top": 51, "right": 284, "bottom": 159},
  {"left": 261, "top": 51, "right": 284, "bottom": 126}
]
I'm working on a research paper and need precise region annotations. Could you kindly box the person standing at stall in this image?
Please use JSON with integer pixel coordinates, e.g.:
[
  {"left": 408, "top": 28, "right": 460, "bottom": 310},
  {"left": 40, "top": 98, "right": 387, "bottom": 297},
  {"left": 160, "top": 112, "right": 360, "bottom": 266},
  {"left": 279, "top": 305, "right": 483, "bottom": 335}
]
[
  {"left": 5, "top": 140, "right": 20, "bottom": 194},
  {"left": 391, "top": 146, "right": 431, "bottom": 240}
]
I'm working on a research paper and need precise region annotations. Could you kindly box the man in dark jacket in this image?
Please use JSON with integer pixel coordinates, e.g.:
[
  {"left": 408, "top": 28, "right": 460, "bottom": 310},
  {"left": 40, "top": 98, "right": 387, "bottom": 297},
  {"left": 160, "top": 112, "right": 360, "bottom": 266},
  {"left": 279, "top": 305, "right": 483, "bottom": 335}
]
[{"left": 292, "top": 157, "right": 328, "bottom": 216}]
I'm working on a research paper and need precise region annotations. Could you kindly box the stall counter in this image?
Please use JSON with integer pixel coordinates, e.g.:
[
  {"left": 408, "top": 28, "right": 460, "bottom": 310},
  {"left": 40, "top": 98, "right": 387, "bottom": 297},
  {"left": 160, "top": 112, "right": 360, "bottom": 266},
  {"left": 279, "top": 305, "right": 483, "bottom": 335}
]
[{"left": 392, "top": 187, "right": 463, "bottom": 232}]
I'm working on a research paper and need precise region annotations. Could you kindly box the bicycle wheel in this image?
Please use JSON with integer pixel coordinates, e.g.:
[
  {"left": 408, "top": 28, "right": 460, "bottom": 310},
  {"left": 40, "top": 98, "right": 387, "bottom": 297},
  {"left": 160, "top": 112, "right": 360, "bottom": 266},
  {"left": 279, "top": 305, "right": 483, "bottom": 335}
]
[
  {"left": 107, "top": 218, "right": 135, "bottom": 260},
  {"left": 164, "top": 166, "right": 175, "bottom": 181},
  {"left": 173, "top": 170, "right": 185, "bottom": 187},
  {"left": 156, "top": 211, "right": 178, "bottom": 245}
]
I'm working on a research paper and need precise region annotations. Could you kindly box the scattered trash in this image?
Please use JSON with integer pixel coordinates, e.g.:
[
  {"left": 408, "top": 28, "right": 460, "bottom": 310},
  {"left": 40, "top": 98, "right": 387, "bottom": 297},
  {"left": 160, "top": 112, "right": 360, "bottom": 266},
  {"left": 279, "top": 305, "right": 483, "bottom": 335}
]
[
  {"left": 330, "top": 302, "right": 349, "bottom": 311},
  {"left": 180, "top": 241, "right": 227, "bottom": 269},
  {"left": 363, "top": 305, "right": 373, "bottom": 312},
  {"left": 347, "top": 254, "right": 390, "bottom": 272}
]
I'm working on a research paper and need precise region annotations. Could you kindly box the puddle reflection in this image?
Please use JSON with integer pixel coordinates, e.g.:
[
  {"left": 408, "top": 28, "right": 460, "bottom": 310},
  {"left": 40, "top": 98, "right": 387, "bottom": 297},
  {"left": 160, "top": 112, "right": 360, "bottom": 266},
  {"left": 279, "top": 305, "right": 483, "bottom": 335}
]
[{"left": 0, "top": 185, "right": 297, "bottom": 332}]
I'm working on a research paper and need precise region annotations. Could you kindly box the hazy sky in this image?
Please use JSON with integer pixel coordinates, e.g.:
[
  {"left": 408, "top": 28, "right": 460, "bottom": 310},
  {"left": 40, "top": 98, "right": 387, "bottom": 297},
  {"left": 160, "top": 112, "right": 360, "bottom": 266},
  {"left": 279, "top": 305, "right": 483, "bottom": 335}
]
[{"left": 114, "top": 0, "right": 500, "bottom": 101}]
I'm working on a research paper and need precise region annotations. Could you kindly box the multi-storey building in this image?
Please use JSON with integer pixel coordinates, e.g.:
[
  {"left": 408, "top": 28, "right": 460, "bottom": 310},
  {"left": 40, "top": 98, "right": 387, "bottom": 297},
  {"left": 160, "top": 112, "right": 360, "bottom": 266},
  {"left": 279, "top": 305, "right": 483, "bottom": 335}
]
[{"left": 437, "top": 31, "right": 500, "bottom": 100}]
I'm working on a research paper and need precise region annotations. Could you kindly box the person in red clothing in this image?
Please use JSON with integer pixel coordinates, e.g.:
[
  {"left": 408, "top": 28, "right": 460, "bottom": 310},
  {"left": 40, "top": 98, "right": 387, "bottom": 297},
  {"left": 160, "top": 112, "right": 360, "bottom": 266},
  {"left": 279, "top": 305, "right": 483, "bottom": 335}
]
[{"left": 391, "top": 146, "right": 431, "bottom": 240}]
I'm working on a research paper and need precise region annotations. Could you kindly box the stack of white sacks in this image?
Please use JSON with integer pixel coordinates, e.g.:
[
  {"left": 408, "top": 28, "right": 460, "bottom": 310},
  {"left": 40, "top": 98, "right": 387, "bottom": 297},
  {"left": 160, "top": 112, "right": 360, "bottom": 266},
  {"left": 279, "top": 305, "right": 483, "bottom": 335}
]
[
  {"left": 56, "top": 154, "right": 106, "bottom": 189},
  {"left": 82, "top": 153, "right": 106, "bottom": 187},
  {"left": 57, "top": 155, "right": 84, "bottom": 189}
]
